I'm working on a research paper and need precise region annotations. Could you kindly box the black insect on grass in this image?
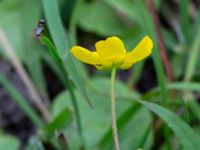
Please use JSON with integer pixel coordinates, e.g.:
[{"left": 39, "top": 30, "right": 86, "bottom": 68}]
[{"left": 34, "top": 19, "right": 45, "bottom": 38}]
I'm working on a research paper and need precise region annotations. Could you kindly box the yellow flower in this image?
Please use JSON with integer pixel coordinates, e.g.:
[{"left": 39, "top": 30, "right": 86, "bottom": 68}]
[{"left": 70, "top": 36, "right": 153, "bottom": 70}]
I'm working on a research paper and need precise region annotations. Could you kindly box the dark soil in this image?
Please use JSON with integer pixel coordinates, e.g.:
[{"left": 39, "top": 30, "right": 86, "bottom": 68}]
[
  {"left": 0, "top": 59, "right": 64, "bottom": 149},
  {"left": 0, "top": 59, "right": 36, "bottom": 148}
]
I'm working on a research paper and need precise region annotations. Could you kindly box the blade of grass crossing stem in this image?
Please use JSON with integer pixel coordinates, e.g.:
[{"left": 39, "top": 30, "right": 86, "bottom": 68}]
[
  {"left": 0, "top": 74, "right": 43, "bottom": 127},
  {"left": 42, "top": 0, "right": 92, "bottom": 107},
  {"left": 180, "top": 0, "right": 190, "bottom": 44},
  {"left": 134, "top": 0, "right": 170, "bottom": 149},
  {"left": 184, "top": 27, "right": 200, "bottom": 81},
  {"left": 40, "top": 37, "right": 85, "bottom": 145},
  {"left": 138, "top": 100, "right": 200, "bottom": 150}
]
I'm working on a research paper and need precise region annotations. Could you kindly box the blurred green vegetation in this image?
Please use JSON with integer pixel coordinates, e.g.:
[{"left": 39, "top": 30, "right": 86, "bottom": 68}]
[{"left": 0, "top": 0, "right": 200, "bottom": 150}]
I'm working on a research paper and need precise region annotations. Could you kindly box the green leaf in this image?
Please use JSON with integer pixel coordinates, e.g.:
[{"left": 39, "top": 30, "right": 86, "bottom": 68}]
[
  {"left": 103, "top": 0, "right": 140, "bottom": 23},
  {"left": 0, "top": 135, "right": 20, "bottom": 150},
  {"left": 139, "top": 100, "right": 200, "bottom": 150},
  {"left": 46, "top": 108, "right": 72, "bottom": 133},
  {"left": 97, "top": 103, "right": 153, "bottom": 150},
  {"left": 98, "top": 104, "right": 140, "bottom": 146},
  {"left": 52, "top": 77, "right": 153, "bottom": 150},
  {"left": 0, "top": 0, "right": 41, "bottom": 60},
  {"left": 78, "top": 1, "right": 132, "bottom": 36}
]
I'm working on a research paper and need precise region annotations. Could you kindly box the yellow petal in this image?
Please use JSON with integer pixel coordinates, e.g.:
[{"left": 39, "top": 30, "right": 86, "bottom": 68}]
[
  {"left": 71, "top": 46, "right": 100, "bottom": 65},
  {"left": 95, "top": 36, "right": 126, "bottom": 60},
  {"left": 122, "top": 36, "right": 153, "bottom": 68},
  {"left": 119, "top": 63, "right": 132, "bottom": 69}
]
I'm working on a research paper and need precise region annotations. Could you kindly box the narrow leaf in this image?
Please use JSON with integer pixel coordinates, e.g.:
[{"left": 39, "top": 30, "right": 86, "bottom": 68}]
[
  {"left": 139, "top": 100, "right": 200, "bottom": 150},
  {"left": 0, "top": 74, "right": 43, "bottom": 127},
  {"left": 42, "top": 0, "right": 92, "bottom": 106}
]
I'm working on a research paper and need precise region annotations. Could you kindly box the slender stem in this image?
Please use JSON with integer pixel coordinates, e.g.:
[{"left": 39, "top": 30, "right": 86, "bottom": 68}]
[{"left": 110, "top": 67, "right": 120, "bottom": 150}]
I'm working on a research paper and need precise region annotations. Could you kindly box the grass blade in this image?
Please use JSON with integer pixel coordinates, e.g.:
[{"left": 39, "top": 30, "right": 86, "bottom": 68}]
[
  {"left": 42, "top": 0, "right": 92, "bottom": 106},
  {"left": 41, "top": 36, "right": 85, "bottom": 145},
  {"left": 180, "top": 0, "right": 190, "bottom": 44},
  {"left": 134, "top": 1, "right": 171, "bottom": 148},
  {"left": 0, "top": 73, "right": 43, "bottom": 127},
  {"left": 69, "top": 0, "right": 83, "bottom": 45},
  {"left": 184, "top": 27, "right": 200, "bottom": 81},
  {"left": 139, "top": 100, "right": 200, "bottom": 150},
  {"left": 143, "top": 82, "right": 200, "bottom": 99}
]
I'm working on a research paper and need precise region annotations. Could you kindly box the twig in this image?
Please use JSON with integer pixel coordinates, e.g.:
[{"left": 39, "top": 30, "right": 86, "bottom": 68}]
[
  {"left": 0, "top": 28, "right": 51, "bottom": 122},
  {"left": 145, "top": 0, "right": 174, "bottom": 81}
]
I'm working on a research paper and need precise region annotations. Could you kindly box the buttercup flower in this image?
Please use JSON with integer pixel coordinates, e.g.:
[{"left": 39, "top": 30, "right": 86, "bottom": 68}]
[{"left": 70, "top": 36, "right": 153, "bottom": 70}]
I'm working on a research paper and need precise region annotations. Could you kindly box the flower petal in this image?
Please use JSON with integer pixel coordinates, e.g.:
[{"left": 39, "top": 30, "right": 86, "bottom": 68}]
[
  {"left": 95, "top": 36, "right": 126, "bottom": 60},
  {"left": 71, "top": 46, "right": 100, "bottom": 65},
  {"left": 119, "top": 63, "right": 132, "bottom": 69},
  {"left": 122, "top": 36, "right": 153, "bottom": 68}
]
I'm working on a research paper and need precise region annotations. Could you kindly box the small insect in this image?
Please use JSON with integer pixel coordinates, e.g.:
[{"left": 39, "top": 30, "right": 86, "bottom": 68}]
[{"left": 34, "top": 19, "right": 45, "bottom": 38}]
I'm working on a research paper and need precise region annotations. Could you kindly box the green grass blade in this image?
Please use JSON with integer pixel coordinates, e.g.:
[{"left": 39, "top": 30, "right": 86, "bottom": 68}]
[
  {"left": 42, "top": 0, "right": 69, "bottom": 54},
  {"left": 134, "top": 1, "right": 170, "bottom": 148},
  {"left": 41, "top": 36, "right": 85, "bottom": 145},
  {"left": 143, "top": 82, "right": 200, "bottom": 99},
  {"left": 139, "top": 100, "right": 200, "bottom": 150},
  {"left": 0, "top": 74, "right": 43, "bottom": 127},
  {"left": 69, "top": 0, "right": 83, "bottom": 45},
  {"left": 41, "top": 37, "right": 63, "bottom": 67},
  {"left": 180, "top": 0, "right": 190, "bottom": 44},
  {"left": 42, "top": 0, "right": 91, "bottom": 106},
  {"left": 166, "top": 82, "right": 200, "bottom": 91},
  {"left": 184, "top": 27, "right": 200, "bottom": 81}
]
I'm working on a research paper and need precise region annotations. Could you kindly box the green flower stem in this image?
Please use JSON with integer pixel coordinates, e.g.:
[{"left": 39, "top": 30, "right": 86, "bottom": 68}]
[{"left": 111, "top": 67, "right": 120, "bottom": 150}]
